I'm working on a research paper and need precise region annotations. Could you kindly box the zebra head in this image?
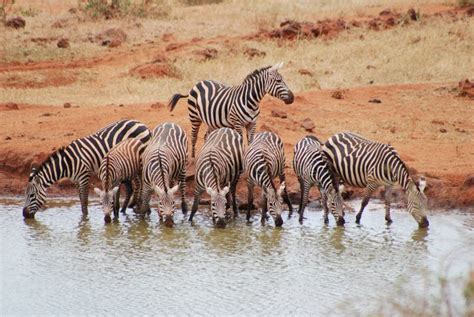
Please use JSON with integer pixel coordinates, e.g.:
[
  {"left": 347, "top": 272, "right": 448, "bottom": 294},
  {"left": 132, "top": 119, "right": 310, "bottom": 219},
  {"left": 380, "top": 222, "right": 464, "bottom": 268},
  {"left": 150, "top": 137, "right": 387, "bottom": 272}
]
[
  {"left": 407, "top": 177, "right": 429, "bottom": 228},
  {"left": 265, "top": 62, "right": 294, "bottom": 105},
  {"left": 326, "top": 187, "right": 345, "bottom": 226},
  {"left": 154, "top": 184, "right": 179, "bottom": 227},
  {"left": 23, "top": 168, "right": 47, "bottom": 219},
  {"left": 207, "top": 186, "right": 230, "bottom": 229},
  {"left": 264, "top": 182, "right": 286, "bottom": 227},
  {"left": 94, "top": 186, "right": 119, "bottom": 223}
]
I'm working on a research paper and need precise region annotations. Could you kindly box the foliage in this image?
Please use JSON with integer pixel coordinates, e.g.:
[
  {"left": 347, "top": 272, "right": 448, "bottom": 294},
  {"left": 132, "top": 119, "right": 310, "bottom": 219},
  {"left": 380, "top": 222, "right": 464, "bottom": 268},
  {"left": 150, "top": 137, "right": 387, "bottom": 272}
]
[
  {"left": 0, "top": 0, "right": 14, "bottom": 22},
  {"left": 180, "top": 0, "right": 223, "bottom": 5},
  {"left": 458, "top": 0, "right": 474, "bottom": 7},
  {"left": 81, "top": 0, "right": 170, "bottom": 19}
]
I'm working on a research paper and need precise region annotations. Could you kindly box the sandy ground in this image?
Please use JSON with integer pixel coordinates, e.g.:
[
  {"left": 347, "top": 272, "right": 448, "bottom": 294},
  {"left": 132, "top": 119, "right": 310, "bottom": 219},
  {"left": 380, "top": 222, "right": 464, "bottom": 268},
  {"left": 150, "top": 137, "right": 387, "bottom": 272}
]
[{"left": 1, "top": 1, "right": 473, "bottom": 211}]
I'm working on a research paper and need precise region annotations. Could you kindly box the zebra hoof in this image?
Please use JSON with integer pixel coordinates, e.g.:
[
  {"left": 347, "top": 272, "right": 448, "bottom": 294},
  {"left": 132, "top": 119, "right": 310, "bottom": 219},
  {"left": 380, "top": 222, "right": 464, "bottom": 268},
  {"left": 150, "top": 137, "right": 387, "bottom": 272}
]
[{"left": 385, "top": 218, "right": 393, "bottom": 224}]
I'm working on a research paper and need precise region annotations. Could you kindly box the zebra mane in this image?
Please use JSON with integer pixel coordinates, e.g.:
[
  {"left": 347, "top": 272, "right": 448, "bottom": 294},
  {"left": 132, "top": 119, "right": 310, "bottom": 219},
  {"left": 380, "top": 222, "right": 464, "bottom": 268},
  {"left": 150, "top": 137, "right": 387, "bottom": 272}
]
[
  {"left": 104, "top": 155, "right": 110, "bottom": 190},
  {"left": 30, "top": 146, "right": 66, "bottom": 181},
  {"left": 209, "top": 154, "right": 220, "bottom": 191},
  {"left": 157, "top": 148, "right": 167, "bottom": 194},
  {"left": 261, "top": 150, "right": 276, "bottom": 192},
  {"left": 243, "top": 66, "right": 272, "bottom": 83}
]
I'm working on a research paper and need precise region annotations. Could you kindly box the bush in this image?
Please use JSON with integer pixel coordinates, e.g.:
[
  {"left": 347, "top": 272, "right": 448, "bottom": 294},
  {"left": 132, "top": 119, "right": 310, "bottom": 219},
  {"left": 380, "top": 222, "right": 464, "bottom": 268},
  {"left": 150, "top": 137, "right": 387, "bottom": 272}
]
[
  {"left": 458, "top": 0, "right": 474, "bottom": 7},
  {"left": 81, "top": 0, "right": 170, "bottom": 19}
]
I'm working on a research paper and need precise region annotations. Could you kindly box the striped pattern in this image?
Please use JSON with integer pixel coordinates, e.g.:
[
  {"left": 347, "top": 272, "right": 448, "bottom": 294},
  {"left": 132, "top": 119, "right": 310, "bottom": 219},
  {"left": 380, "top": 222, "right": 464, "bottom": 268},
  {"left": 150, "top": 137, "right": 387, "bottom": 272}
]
[
  {"left": 168, "top": 64, "right": 294, "bottom": 158},
  {"left": 23, "top": 120, "right": 151, "bottom": 218},
  {"left": 323, "top": 132, "right": 429, "bottom": 227},
  {"left": 244, "top": 131, "right": 292, "bottom": 226},
  {"left": 138, "top": 123, "right": 188, "bottom": 227},
  {"left": 292, "top": 135, "right": 345, "bottom": 225},
  {"left": 94, "top": 138, "right": 146, "bottom": 223},
  {"left": 188, "top": 128, "right": 244, "bottom": 228}
]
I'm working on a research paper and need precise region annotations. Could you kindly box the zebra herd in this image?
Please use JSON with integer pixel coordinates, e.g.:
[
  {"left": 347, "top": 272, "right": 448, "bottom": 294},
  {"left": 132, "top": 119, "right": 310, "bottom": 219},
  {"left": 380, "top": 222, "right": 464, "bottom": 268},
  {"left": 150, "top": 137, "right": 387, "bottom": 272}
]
[{"left": 22, "top": 63, "right": 429, "bottom": 229}]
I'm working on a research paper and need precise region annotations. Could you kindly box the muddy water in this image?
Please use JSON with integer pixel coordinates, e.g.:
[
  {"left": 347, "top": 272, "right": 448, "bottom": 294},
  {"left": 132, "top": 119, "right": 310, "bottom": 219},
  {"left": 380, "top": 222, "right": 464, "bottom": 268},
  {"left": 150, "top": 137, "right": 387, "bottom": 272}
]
[{"left": 1, "top": 197, "right": 473, "bottom": 316}]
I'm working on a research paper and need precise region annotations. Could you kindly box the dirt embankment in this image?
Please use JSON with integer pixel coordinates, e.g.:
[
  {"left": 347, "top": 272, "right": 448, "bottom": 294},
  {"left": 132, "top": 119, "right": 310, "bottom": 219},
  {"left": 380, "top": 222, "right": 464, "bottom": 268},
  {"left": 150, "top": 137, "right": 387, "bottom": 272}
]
[{"left": 1, "top": 82, "right": 473, "bottom": 210}]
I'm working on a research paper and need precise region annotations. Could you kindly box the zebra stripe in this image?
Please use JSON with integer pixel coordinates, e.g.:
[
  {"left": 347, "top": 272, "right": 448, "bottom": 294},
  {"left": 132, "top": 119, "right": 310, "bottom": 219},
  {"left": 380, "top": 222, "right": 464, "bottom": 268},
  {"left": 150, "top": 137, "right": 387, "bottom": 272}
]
[
  {"left": 94, "top": 138, "right": 146, "bottom": 223},
  {"left": 188, "top": 128, "right": 244, "bottom": 228},
  {"left": 323, "top": 132, "right": 429, "bottom": 227},
  {"left": 168, "top": 63, "right": 294, "bottom": 158},
  {"left": 244, "top": 131, "right": 293, "bottom": 227},
  {"left": 292, "top": 135, "right": 345, "bottom": 225},
  {"left": 23, "top": 120, "right": 151, "bottom": 218},
  {"left": 138, "top": 122, "right": 188, "bottom": 227}
]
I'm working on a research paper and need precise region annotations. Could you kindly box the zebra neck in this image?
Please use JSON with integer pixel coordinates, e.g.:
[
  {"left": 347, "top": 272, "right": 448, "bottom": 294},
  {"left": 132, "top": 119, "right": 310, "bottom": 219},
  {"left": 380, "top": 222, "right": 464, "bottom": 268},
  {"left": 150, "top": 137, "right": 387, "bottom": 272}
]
[
  {"left": 396, "top": 164, "right": 411, "bottom": 190},
  {"left": 240, "top": 76, "right": 266, "bottom": 110}
]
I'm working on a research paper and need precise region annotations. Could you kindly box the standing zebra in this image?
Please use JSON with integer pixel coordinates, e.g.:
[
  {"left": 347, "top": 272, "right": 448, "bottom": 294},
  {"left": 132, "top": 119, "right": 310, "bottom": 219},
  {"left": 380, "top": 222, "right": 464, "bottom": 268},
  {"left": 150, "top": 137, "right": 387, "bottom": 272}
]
[
  {"left": 188, "top": 128, "right": 243, "bottom": 228},
  {"left": 137, "top": 122, "right": 188, "bottom": 227},
  {"left": 323, "top": 132, "right": 429, "bottom": 228},
  {"left": 244, "top": 131, "right": 293, "bottom": 227},
  {"left": 94, "top": 138, "right": 146, "bottom": 223},
  {"left": 167, "top": 63, "right": 294, "bottom": 158},
  {"left": 291, "top": 135, "right": 345, "bottom": 226},
  {"left": 23, "top": 120, "right": 151, "bottom": 219}
]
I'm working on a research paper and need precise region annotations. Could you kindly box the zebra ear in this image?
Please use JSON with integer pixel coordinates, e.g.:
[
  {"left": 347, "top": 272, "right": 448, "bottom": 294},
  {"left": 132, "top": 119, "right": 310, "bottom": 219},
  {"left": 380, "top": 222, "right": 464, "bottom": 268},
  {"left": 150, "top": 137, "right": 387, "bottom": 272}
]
[
  {"left": 221, "top": 186, "right": 230, "bottom": 196},
  {"left": 112, "top": 186, "right": 120, "bottom": 195},
  {"left": 169, "top": 184, "right": 179, "bottom": 195},
  {"left": 94, "top": 187, "right": 102, "bottom": 196},
  {"left": 418, "top": 177, "right": 426, "bottom": 193},
  {"left": 270, "top": 62, "right": 284, "bottom": 72},
  {"left": 277, "top": 182, "right": 285, "bottom": 197},
  {"left": 154, "top": 185, "right": 165, "bottom": 196}
]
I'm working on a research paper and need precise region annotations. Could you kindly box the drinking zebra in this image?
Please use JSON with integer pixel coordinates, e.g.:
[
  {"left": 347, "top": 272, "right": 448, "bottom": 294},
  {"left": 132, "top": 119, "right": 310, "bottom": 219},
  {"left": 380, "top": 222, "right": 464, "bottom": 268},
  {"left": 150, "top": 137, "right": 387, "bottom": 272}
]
[
  {"left": 291, "top": 135, "right": 345, "bottom": 226},
  {"left": 137, "top": 122, "right": 188, "bottom": 227},
  {"left": 188, "top": 128, "right": 244, "bottom": 228},
  {"left": 23, "top": 120, "right": 151, "bottom": 219},
  {"left": 93, "top": 138, "right": 146, "bottom": 223},
  {"left": 323, "top": 132, "right": 429, "bottom": 228},
  {"left": 244, "top": 131, "right": 293, "bottom": 227},
  {"left": 167, "top": 63, "right": 294, "bottom": 158}
]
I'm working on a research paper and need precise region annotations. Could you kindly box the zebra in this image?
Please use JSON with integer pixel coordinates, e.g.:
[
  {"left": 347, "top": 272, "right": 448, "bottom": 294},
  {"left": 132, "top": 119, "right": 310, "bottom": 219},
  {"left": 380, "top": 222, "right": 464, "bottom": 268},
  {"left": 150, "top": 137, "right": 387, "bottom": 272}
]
[
  {"left": 167, "top": 62, "right": 294, "bottom": 158},
  {"left": 291, "top": 135, "right": 345, "bottom": 226},
  {"left": 244, "top": 131, "right": 293, "bottom": 227},
  {"left": 188, "top": 128, "right": 243, "bottom": 228},
  {"left": 93, "top": 138, "right": 146, "bottom": 223},
  {"left": 23, "top": 120, "right": 151, "bottom": 219},
  {"left": 323, "top": 132, "right": 429, "bottom": 228},
  {"left": 137, "top": 122, "right": 188, "bottom": 227}
]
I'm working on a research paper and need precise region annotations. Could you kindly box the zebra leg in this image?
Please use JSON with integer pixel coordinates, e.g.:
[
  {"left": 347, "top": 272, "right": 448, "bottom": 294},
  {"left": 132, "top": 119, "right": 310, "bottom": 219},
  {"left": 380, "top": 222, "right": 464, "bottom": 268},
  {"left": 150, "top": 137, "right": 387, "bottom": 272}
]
[
  {"left": 384, "top": 185, "right": 393, "bottom": 224},
  {"left": 77, "top": 176, "right": 90, "bottom": 215},
  {"left": 190, "top": 121, "right": 202, "bottom": 158},
  {"left": 321, "top": 190, "right": 329, "bottom": 224},
  {"left": 246, "top": 121, "right": 257, "bottom": 144},
  {"left": 246, "top": 181, "right": 254, "bottom": 222},
  {"left": 180, "top": 169, "right": 188, "bottom": 215},
  {"left": 120, "top": 180, "right": 133, "bottom": 214},
  {"left": 113, "top": 185, "right": 120, "bottom": 219},
  {"left": 280, "top": 173, "right": 293, "bottom": 214},
  {"left": 261, "top": 194, "right": 268, "bottom": 225},
  {"left": 189, "top": 189, "right": 203, "bottom": 222},
  {"left": 137, "top": 182, "right": 153, "bottom": 215},
  {"left": 355, "top": 185, "right": 376, "bottom": 224},
  {"left": 299, "top": 180, "right": 311, "bottom": 224},
  {"left": 231, "top": 178, "right": 239, "bottom": 218},
  {"left": 127, "top": 176, "right": 141, "bottom": 210}
]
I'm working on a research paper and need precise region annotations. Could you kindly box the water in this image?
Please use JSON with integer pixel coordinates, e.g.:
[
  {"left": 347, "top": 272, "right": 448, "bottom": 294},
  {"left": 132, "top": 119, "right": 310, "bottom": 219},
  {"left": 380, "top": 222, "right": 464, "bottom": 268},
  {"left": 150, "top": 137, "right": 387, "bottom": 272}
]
[{"left": 1, "top": 197, "right": 473, "bottom": 316}]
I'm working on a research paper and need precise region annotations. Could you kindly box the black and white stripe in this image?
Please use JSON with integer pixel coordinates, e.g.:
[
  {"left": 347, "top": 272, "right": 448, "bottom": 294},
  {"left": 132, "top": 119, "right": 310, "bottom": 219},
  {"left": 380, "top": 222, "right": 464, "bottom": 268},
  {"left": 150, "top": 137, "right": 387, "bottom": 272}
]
[
  {"left": 291, "top": 135, "right": 345, "bottom": 225},
  {"left": 138, "top": 122, "right": 188, "bottom": 227},
  {"left": 244, "top": 131, "right": 292, "bottom": 227},
  {"left": 23, "top": 120, "right": 151, "bottom": 219},
  {"left": 323, "top": 132, "right": 429, "bottom": 227},
  {"left": 188, "top": 128, "right": 244, "bottom": 228},
  {"left": 93, "top": 138, "right": 146, "bottom": 223},
  {"left": 168, "top": 63, "right": 294, "bottom": 158}
]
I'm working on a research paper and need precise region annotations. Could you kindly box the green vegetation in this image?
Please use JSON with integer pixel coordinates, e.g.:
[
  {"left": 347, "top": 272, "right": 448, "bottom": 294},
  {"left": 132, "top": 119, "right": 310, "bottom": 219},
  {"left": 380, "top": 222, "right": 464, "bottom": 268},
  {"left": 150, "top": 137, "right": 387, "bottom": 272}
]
[
  {"left": 458, "top": 0, "right": 474, "bottom": 7},
  {"left": 81, "top": 0, "right": 170, "bottom": 19}
]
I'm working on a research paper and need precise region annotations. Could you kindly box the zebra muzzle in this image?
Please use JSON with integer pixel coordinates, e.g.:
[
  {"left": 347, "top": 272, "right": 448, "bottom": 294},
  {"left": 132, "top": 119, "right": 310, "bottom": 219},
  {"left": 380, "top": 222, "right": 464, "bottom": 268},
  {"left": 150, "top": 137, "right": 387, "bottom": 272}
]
[
  {"left": 419, "top": 217, "right": 429, "bottom": 228},
  {"left": 104, "top": 214, "right": 112, "bottom": 223},
  {"left": 216, "top": 218, "right": 226, "bottom": 229},
  {"left": 284, "top": 91, "right": 294, "bottom": 104},
  {"left": 274, "top": 215, "right": 283, "bottom": 227},
  {"left": 164, "top": 215, "right": 174, "bottom": 227},
  {"left": 336, "top": 217, "right": 346, "bottom": 226},
  {"left": 22, "top": 207, "right": 35, "bottom": 219}
]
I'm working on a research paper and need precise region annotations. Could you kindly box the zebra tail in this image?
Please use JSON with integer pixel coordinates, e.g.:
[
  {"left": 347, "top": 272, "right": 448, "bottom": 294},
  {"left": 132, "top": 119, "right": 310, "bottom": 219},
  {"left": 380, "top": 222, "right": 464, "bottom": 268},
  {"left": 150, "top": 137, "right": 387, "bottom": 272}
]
[{"left": 168, "top": 94, "right": 189, "bottom": 112}]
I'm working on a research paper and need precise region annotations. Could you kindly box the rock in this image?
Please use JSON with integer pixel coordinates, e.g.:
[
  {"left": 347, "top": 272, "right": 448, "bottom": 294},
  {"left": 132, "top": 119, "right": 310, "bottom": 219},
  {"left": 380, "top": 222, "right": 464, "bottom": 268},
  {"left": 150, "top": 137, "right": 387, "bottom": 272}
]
[
  {"left": 194, "top": 48, "right": 218, "bottom": 61},
  {"left": 369, "top": 98, "right": 382, "bottom": 103},
  {"left": 467, "top": 7, "right": 474, "bottom": 17},
  {"left": 331, "top": 90, "right": 344, "bottom": 99},
  {"left": 407, "top": 8, "right": 418, "bottom": 21},
  {"left": 5, "top": 17, "right": 26, "bottom": 29},
  {"left": 298, "top": 69, "right": 313, "bottom": 76},
  {"left": 161, "top": 33, "right": 175, "bottom": 42},
  {"left": 57, "top": 38, "right": 69, "bottom": 48},
  {"left": 260, "top": 123, "right": 276, "bottom": 133},
  {"left": 458, "top": 78, "right": 474, "bottom": 98},
  {"left": 462, "top": 174, "right": 474, "bottom": 188},
  {"left": 5, "top": 136, "right": 11, "bottom": 140},
  {"left": 439, "top": 128, "right": 447, "bottom": 133},
  {"left": 301, "top": 118, "right": 315, "bottom": 132},
  {"left": 379, "top": 9, "right": 392, "bottom": 16},
  {"left": 244, "top": 47, "right": 266, "bottom": 59},
  {"left": 63, "top": 102, "right": 71, "bottom": 108},
  {"left": 52, "top": 18, "right": 68, "bottom": 28},
  {"left": 96, "top": 28, "right": 127, "bottom": 47},
  {"left": 129, "top": 61, "right": 180, "bottom": 79},
  {"left": 271, "top": 110, "right": 287, "bottom": 119},
  {"left": 4, "top": 102, "right": 19, "bottom": 110}
]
